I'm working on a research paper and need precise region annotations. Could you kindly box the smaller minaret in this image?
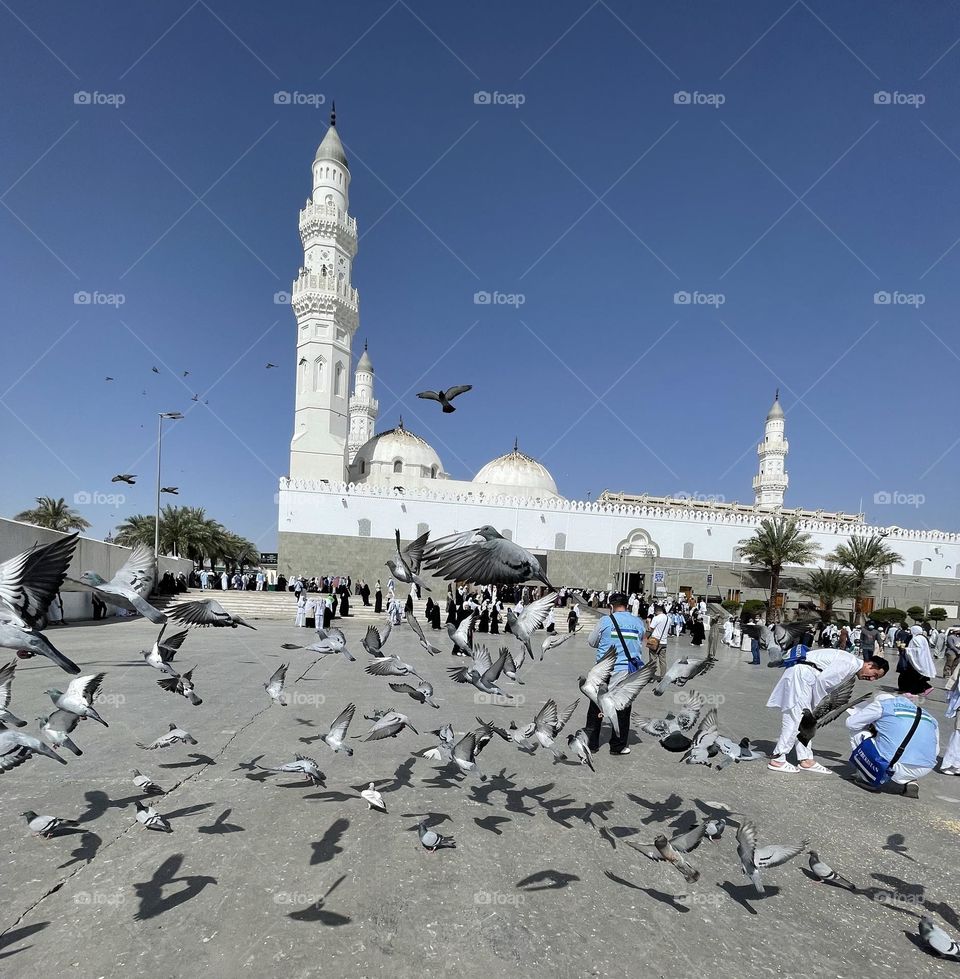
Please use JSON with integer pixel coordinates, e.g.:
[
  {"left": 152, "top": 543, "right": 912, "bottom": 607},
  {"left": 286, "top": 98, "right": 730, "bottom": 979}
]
[
  {"left": 753, "top": 390, "right": 789, "bottom": 508},
  {"left": 347, "top": 341, "right": 378, "bottom": 463}
]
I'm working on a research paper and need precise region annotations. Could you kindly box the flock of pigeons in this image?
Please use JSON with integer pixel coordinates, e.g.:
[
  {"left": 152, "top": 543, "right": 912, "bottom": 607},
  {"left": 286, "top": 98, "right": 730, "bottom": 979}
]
[{"left": 0, "top": 525, "right": 957, "bottom": 961}]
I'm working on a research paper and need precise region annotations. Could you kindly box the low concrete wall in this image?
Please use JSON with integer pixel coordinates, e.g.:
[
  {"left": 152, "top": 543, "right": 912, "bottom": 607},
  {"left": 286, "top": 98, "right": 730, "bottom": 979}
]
[{"left": 0, "top": 518, "right": 193, "bottom": 621}]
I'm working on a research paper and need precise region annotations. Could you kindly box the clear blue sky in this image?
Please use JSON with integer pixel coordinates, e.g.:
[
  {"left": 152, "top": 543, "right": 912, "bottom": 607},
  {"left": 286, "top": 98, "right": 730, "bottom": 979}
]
[{"left": 2, "top": 1, "right": 959, "bottom": 551}]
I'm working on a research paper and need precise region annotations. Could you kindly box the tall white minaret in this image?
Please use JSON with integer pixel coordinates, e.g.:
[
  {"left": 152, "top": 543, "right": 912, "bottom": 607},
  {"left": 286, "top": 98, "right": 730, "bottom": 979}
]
[
  {"left": 347, "top": 341, "right": 378, "bottom": 463},
  {"left": 288, "top": 104, "right": 360, "bottom": 483},
  {"left": 753, "top": 390, "right": 789, "bottom": 508}
]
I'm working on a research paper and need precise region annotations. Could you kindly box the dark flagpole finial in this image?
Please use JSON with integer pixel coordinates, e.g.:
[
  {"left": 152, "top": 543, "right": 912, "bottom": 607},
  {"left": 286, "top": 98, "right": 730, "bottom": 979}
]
[
  {"left": 398, "top": 414, "right": 404, "bottom": 430},
  {"left": 774, "top": 388, "right": 779, "bottom": 401},
  {"left": 513, "top": 436, "right": 518, "bottom": 452},
  {"left": 330, "top": 101, "right": 336, "bottom": 126}
]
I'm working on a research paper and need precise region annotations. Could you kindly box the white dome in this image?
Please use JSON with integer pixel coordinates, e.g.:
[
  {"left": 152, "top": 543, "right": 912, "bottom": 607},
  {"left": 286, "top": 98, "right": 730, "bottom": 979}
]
[
  {"left": 473, "top": 445, "right": 559, "bottom": 498},
  {"left": 350, "top": 421, "right": 445, "bottom": 484}
]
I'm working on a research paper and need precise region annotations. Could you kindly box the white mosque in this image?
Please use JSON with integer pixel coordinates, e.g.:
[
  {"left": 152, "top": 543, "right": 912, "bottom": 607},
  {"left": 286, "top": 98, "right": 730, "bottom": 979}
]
[{"left": 277, "top": 112, "right": 959, "bottom": 614}]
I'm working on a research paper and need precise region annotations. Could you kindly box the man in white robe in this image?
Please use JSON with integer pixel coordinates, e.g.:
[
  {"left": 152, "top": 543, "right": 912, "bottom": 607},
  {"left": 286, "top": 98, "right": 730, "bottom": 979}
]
[{"left": 767, "top": 649, "right": 888, "bottom": 774}]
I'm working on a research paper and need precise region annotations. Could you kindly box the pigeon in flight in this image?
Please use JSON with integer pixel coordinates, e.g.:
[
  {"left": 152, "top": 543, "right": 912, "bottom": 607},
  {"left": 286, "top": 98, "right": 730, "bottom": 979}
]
[
  {"left": 167, "top": 598, "right": 255, "bottom": 629},
  {"left": 22, "top": 810, "right": 78, "bottom": 839},
  {"left": 38, "top": 710, "right": 83, "bottom": 756},
  {"left": 72, "top": 543, "right": 166, "bottom": 624},
  {"left": 448, "top": 644, "right": 511, "bottom": 697},
  {"left": 265, "top": 363, "right": 277, "bottom": 369},
  {"left": 627, "top": 822, "right": 707, "bottom": 862},
  {"left": 151, "top": 366, "right": 160, "bottom": 374},
  {"left": 506, "top": 592, "right": 557, "bottom": 668},
  {"left": 142, "top": 628, "right": 188, "bottom": 676},
  {"left": 283, "top": 626, "right": 355, "bottom": 662},
  {"left": 797, "top": 675, "right": 870, "bottom": 747},
  {"left": 0, "top": 532, "right": 82, "bottom": 673},
  {"left": 181, "top": 370, "right": 190, "bottom": 377},
  {"left": 132, "top": 769, "right": 164, "bottom": 795},
  {"left": 361, "top": 621, "right": 392, "bottom": 658},
  {"left": 423, "top": 525, "right": 553, "bottom": 588},
  {"left": 919, "top": 916, "right": 960, "bottom": 959},
  {"left": 522, "top": 699, "right": 578, "bottom": 760},
  {"left": 0, "top": 723, "right": 67, "bottom": 772},
  {"left": 360, "top": 782, "right": 387, "bottom": 811},
  {"left": 579, "top": 650, "right": 656, "bottom": 738},
  {"left": 808, "top": 850, "right": 856, "bottom": 891},
  {"left": 422, "top": 723, "right": 457, "bottom": 762},
  {"left": 265, "top": 664, "right": 288, "bottom": 706},
  {"left": 416, "top": 818, "right": 455, "bottom": 851},
  {"left": 681, "top": 708, "right": 721, "bottom": 766},
  {"left": 365, "top": 655, "right": 423, "bottom": 682},
  {"left": 389, "top": 680, "right": 440, "bottom": 708},
  {"left": 386, "top": 529, "right": 431, "bottom": 592},
  {"left": 0, "top": 661, "right": 27, "bottom": 727},
  {"left": 358, "top": 710, "right": 419, "bottom": 741},
  {"left": 321, "top": 703, "right": 356, "bottom": 755},
  {"left": 137, "top": 723, "right": 197, "bottom": 750},
  {"left": 541, "top": 631, "right": 576, "bottom": 661},
  {"left": 111, "top": 474, "right": 137, "bottom": 485},
  {"left": 736, "top": 821, "right": 809, "bottom": 896},
  {"left": 638, "top": 692, "right": 704, "bottom": 748},
  {"left": 451, "top": 723, "right": 496, "bottom": 778},
  {"left": 160, "top": 486, "right": 179, "bottom": 495},
  {"left": 416, "top": 384, "right": 473, "bottom": 413},
  {"left": 105, "top": 376, "right": 114, "bottom": 381},
  {"left": 135, "top": 800, "right": 172, "bottom": 832},
  {"left": 406, "top": 609, "right": 441, "bottom": 655},
  {"left": 653, "top": 651, "right": 716, "bottom": 696},
  {"left": 46, "top": 674, "right": 108, "bottom": 726},
  {"left": 447, "top": 611, "right": 476, "bottom": 657},
  {"left": 567, "top": 728, "right": 595, "bottom": 771},
  {"left": 157, "top": 667, "right": 203, "bottom": 706},
  {"left": 257, "top": 755, "right": 325, "bottom": 785}
]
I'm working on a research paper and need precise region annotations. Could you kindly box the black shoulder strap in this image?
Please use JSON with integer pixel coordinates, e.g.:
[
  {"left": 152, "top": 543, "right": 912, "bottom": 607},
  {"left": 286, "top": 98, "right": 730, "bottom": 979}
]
[
  {"left": 609, "top": 613, "right": 636, "bottom": 664},
  {"left": 889, "top": 706, "right": 924, "bottom": 769}
]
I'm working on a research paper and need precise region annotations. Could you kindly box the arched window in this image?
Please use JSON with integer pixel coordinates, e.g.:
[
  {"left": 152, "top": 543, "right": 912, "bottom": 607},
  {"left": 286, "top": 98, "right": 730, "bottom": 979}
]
[
  {"left": 393, "top": 460, "right": 403, "bottom": 474},
  {"left": 683, "top": 542, "right": 694, "bottom": 559},
  {"left": 554, "top": 532, "right": 567, "bottom": 551},
  {"left": 358, "top": 460, "right": 366, "bottom": 475},
  {"left": 430, "top": 465, "right": 438, "bottom": 479},
  {"left": 298, "top": 359, "right": 307, "bottom": 393},
  {"left": 312, "top": 357, "right": 324, "bottom": 391},
  {"left": 357, "top": 518, "right": 371, "bottom": 538},
  {"left": 912, "top": 559, "right": 923, "bottom": 576},
  {"left": 334, "top": 362, "right": 344, "bottom": 397}
]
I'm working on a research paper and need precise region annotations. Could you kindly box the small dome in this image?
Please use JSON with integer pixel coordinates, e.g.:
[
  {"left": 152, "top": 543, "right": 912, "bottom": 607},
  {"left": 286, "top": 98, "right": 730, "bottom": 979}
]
[
  {"left": 351, "top": 420, "right": 445, "bottom": 482},
  {"left": 767, "top": 392, "right": 784, "bottom": 420},
  {"left": 356, "top": 345, "right": 373, "bottom": 373},
  {"left": 474, "top": 443, "right": 559, "bottom": 498},
  {"left": 315, "top": 111, "right": 348, "bottom": 169}
]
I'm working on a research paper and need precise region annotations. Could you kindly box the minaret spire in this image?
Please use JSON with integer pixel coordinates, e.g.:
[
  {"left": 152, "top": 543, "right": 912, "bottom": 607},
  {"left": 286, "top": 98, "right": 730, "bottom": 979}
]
[{"left": 330, "top": 101, "right": 336, "bottom": 127}]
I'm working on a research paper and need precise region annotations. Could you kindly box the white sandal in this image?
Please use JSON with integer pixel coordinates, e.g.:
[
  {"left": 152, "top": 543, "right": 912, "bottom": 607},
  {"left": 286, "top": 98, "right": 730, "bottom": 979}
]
[
  {"left": 798, "top": 761, "right": 831, "bottom": 774},
  {"left": 767, "top": 760, "right": 798, "bottom": 773}
]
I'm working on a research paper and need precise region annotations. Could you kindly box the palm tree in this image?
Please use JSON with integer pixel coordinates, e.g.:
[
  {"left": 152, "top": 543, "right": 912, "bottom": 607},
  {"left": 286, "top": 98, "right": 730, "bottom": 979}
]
[
  {"left": 827, "top": 534, "right": 903, "bottom": 623},
  {"left": 739, "top": 516, "right": 820, "bottom": 623},
  {"left": 221, "top": 532, "right": 259, "bottom": 571},
  {"left": 114, "top": 514, "right": 155, "bottom": 548},
  {"left": 800, "top": 568, "right": 858, "bottom": 622},
  {"left": 14, "top": 496, "right": 90, "bottom": 532}
]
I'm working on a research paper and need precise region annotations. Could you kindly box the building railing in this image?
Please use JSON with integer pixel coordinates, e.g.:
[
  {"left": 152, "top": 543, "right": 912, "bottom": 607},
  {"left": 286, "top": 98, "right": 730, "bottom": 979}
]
[
  {"left": 298, "top": 202, "right": 357, "bottom": 236},
  {"left": 292, "top": 272, "right": 359, "bottom": 308}
]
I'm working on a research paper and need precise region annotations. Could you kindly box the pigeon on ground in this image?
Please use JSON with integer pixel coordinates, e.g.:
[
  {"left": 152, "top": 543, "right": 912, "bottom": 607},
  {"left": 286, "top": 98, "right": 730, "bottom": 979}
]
[
  {"left": 386, "top": 530, "right": 431, "bottom": 592},
  {"left": 265, "top": 664, "right": 288, "bottom": 706},
  {"left": 736, "top": 821, "right": 809, "bottom": 896},
  {"left": 416, "top": 818, "right": 455, "bottom": 851},
  {"left": 321, "top": 703, "right": 356, "bottom": 755},
  {"left": 639, "top": 692, "right": 705, "bottom": 747},
  {"left": 0, "top": 532, "right": 82, "bottom": 673},
  {"left": 38, "top": 710, "right": 83, "bottom": 755},
  {"left": 166, "top": 598, "right": 255, "bottom": 629},
  {"left": 257, "top": 755, "right": 325, "bottom": 785},
  {"left": 135, "top": 800, "right": 172, "bottom": 832},
  {"left": 808, "top": 850, "right": 856, "bottom": 891},
  {"left": 0, "top": 661, "right": 27, "bottom": 727},
  {"left": 137, "top": 723, "right": 197, "bottom": 750},
  {"left": 567, "top": 728, "right": 595, "bottom": 771},
  {"left": 111, "top": 474, "right": 137, "bottom": 484},
  {"left": 157, "top": 667, "right": 203, "bottom": 706},
  {"left": 389, "top": 680, "right": 440, "bottom": 708},
  {"left": 919, "top": 916, "right": 960, "bottom": 959},
  {"left": 447, "top": 611, "right": 476, "bottom": 657},
  {"left": 142, "top": 628, "right": 188, "bottom": 675},
  {"left": 628, "top": 822, "right": 707, "bottom": 862},
  {"left": 22, "top": 810, "right": 78, "bottom": 838},
  {"left": 132, "top": 769, "right": 164, "bottom": 795},
  {"left": 704, "top": 818, "right": 726, "bottom": 842},
  {"left": 681, "top": 708, "right": 720, "bottom": 766},
  {"left": 506, "top": 592, "right": 557, "bottom": 668},
  {"left": 541, "top": 631, "right": 576, "bottom": 660},
  {"left": 651, "top": 833, "right": 700, "bottom": 883},
  {"left": 416, "top": 385, "right": 472, "bottom": 413},
  {"left": 358, "top": 711, "right": 419, "bottom": 741},
  {"left": 406, "top": 609, "right": 441, "bottom": 656},
  {"left": 72, "top": 544, "right": 166, "bottom": 623},
  {"left": 0, "top": 723, "right": 67, "bottom": 771},
  {"left": 361, "top": 621, "right": 392, "bottom": 658},
  {"left": 448, "top": 644, "right": 511, "bottom": 697},
  {"left": 423, "top": 525, "right": 553, "bottom": 588},
  {"left": 714, "top": 736, "right": 762, "bottom": 770},
  {"left": 360, "top": 782, "right": 387, "bottom": 811},
  {"left": 46, "top": 674, "right": 108, "bottom": 726}
]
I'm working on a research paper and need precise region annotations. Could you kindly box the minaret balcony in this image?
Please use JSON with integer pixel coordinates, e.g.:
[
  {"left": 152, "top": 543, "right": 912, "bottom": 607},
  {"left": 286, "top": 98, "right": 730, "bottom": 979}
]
[
  {"left": 299, "top": 203, "right": 358, "bottom": 248},
  {"left": 292, "top": 272, "right": 359, "bottom": 310},
  {"left": 752, "top": 473, "right": 789, "bottom": 491},
  {"left": 757, "top": 439, "right": 788, "bottom": 455}
]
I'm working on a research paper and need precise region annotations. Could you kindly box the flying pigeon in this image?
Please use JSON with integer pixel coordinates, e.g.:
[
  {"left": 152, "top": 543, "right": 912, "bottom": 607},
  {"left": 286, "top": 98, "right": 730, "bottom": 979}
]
[
  {"left": 72, "top": 544, "right": 166, "bottom": 624},
  {"left": 257, "top": 755, "right": 325, "bottom": 785},
  {"left": 361, "top": 621, "right": 392, "bottom": 658},
  {"left": 136, "top": 723, "right": 197, "bottom": 750},
  {"left": 105, "top": 376, "right": 113, "bottom": 381},
  {"left": 357, "top": 710, "right": 419, "bottom": 741},
  {"left": 521, "top": 698, "right": 578, "bottom": 760},
  {"left": 151, "top": 366, "right": 160, "bottom": 374},
  {"left": 500, "top": 648, "right": 525, "bottom": 686},
  {"left": 736, "top": 821, "right": 809, "bottom": 896},
  {"left": 681, "top": 708, "right": 721, "bottom": 766},
  {"left": 157, "top": 667, "right": 203, "bottom": 706},
  {"left": 160, "top": 486, "right": 179, "bottom": 495},
  {"left": 142, "top": 628, "right": 188, "bottom": 676},
  {"left": 46, "top": 674, "right": 108, "bottom": 726},
  {"left": 265, "top": 362, "right": 277, "bottom": 369},
  {"left": 282, "top": 626, "right": 355, "bottom": 662},
  {"left": 597, "top": 661, "right": 657, "bottom": 738},
  {"left": 638, "top": 692, "right": 705, "bottom": 747},
  {"left": 450, "top": 723, "right": 496, "bottom": 778},
  {"left": 0, "top": 661, "right": 27, "bottom": 727},
  {"left": 651, "top": 833, "right": 700, "bottom": 883},
  {"left": 506, "top": 592, "right": 558, "bottom": 668},
  {"left": 742, "top": 615, "right": 819, "bottom": 667},
  {"left": 808, "top": 850, "right": 856, "bottom": 891},
  {"left": 422, "top": 525, "right": 553, "bottom": 588},
  {"left": 422, "top": 723, "right": 457, "bottom": 762},
  {"left": 389, "top": 680, "right": 440, "bottom": 708},
  {"left": 132, "top": 769, "right": 164, "bottom": 795},
  {"left": 38, "top": 710, "right": 83, "bottom": 755},
  {"left": 321, "top": 703, "right": 355, "bottom": 754},
  {"left": 448, "top": 644, "right": 511, "bottom": 697},
  {"left": 406, "top": 609, "right": 441, "bottom": 656},
  {"left": 919, "top": 916, "right": 960, "bottom": 959},
  {"left": 416, "top": 818, "right": 455, "bottom": 851},
  {"left": 628, "top": 823, "right": 707, "bottom": 862},
  {"left": 166, "top": 598, "right": 255, "bottom": 629},
  {"left": 797, "top": 675, "right": 871, "bottom": 747},
  {"left": 385, "top": 529, "right": 431, "bottom": 592},
  {"left": 0, "top": 532, "right": 82, "bottom": 673},
  {"left": 540, "top": 631, "right": 576, "bottom": 660},
  {"left": 0, "top": 723, "right": 67, "bottom": 771},
  {"left": 21, "top": 810, "right": 78, "bottom": 838},
  {"left": 111, "top": 474, "right": 137, "bottom": 484},
  {"left": 360, "top": 782, "right": 387, "bottom": 811},
  {"left": 135, "top": 800, "right": 172, "bottom": 832},
  {"left": 653, "top": 652, "right": 716, "bottom": 696},
  {"left": 365, "top": 656, "right": 423, "bottom": 682},
  {"left": 416, "top": 384, "right": 473, "bottom": 413},
  {"left": 447, "top": 611, "right": 476, "bottom": 657},
  {"left": 265, "top": 664, "right": 288, "bottom": 706},
  {"left": 567, "top": 728, "right": 595, "bottom": 771}
]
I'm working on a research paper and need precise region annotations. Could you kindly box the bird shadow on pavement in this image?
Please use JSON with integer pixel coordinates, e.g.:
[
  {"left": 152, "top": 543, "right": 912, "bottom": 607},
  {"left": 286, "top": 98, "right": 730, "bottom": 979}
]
[
  {"left": 58, "top": 831, "right": 102, "bottom": 868},
  {"left": 162, "top": 802, "right": 215, "bottom": 824},
  {"left": 197, "top": 809, "right": 245, "bottom": 834},
  {"left": 310, "top": 817, "right": 350, "bottom": 864},
  {"left": 924, "top": 900, "right": 960, "bottom": 932},
  {"left": 882, "top": 833, "right": 915, "bottom": 862},
  {"left": 0, "top": 922, "right": 48, "bottom": 961},
  {"left": 516, "top": 869, "right": 580, "bottom": 891},
  {"left": 288, "top": 875, "right": 351, "bottom": 925},
  {"left": 903, "top": 930, "right": 934, "bottom": 956},
  {"left": 77, "top": 789, "right": 142, "bottom": 823},
  {"left": 293, "top": 717, "right": 317, "bottom": 727},
  {"left": 627, "top": 793, "right": 684, "bottom": 825},
  {"left": 544, "top": 799, "right": 614, "bottom": 830},
  {"left": 597, "top": 825, "right": 641, "bottom": 849},
  {"left": 133, "top": 854, "right": 217, "bottom": 921},
  {"left": 474, "top": 815, "right": 511, "bottom": 835},
  {"left": 158, "top": 752, "right": 215, "bottom": 769},
  {"left": 718, "top": 881, "right": 781, "bottom": 915},
  {"left": 303, "top": 790, "right": 355, "bottom": 802},
  {"left": 872, "top": 872, "right": 925, "bottom": 902}
]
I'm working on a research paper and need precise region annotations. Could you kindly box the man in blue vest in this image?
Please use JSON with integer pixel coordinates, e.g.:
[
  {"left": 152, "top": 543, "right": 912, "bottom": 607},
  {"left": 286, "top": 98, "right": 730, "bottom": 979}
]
[
  {"left": 583, "top": 593, "right": 646, "bottom": 755},
  {"left": 845, "top": 666, "right": 940, "bottom": 798}
]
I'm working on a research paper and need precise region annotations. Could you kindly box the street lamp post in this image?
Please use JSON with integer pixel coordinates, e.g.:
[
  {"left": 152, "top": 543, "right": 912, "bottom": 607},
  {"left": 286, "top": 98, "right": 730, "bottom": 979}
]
[{"left": 154, "top": 411, "right": 183, "bottom": 590}]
